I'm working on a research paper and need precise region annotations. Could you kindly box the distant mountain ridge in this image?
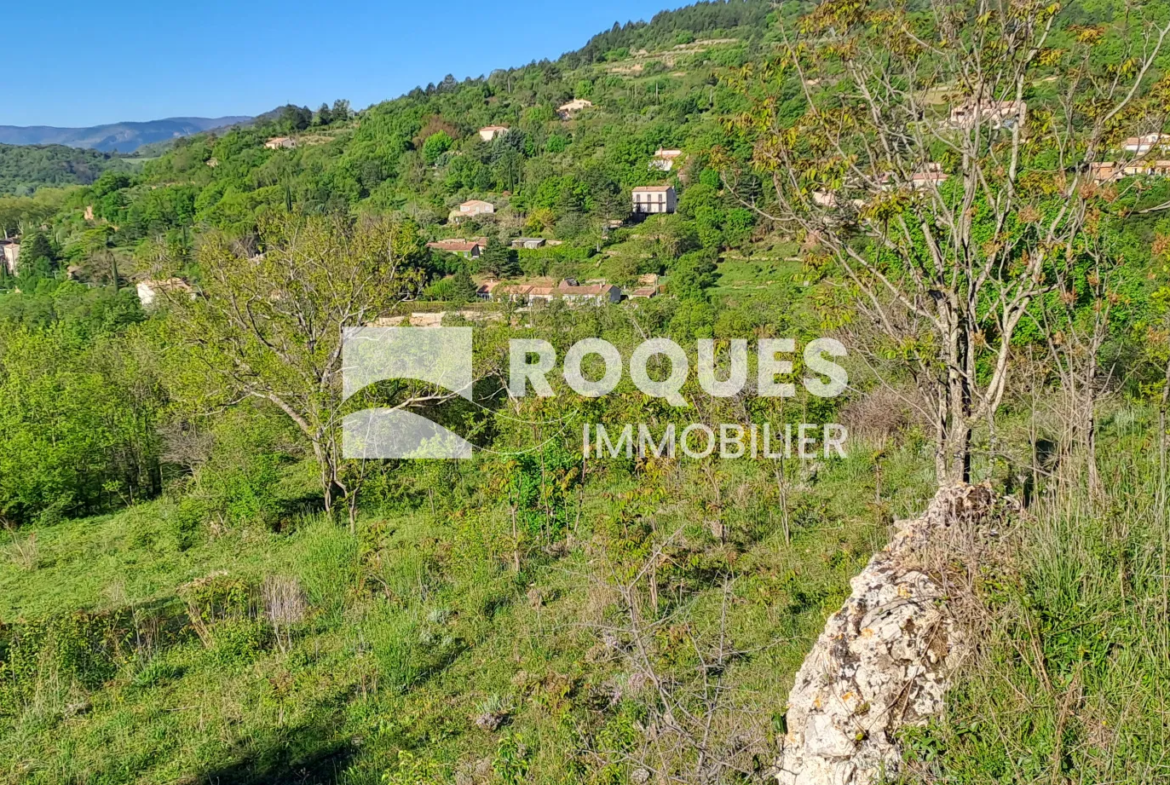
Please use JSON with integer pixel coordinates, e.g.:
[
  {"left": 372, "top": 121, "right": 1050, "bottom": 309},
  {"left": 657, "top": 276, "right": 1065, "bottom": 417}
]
[{"left": 0, "top": 116, "right": 253, "bottom": 153}]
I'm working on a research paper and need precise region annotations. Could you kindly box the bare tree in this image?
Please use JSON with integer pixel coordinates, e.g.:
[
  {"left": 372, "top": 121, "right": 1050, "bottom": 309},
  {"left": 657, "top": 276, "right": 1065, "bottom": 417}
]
[
  {"left": 723, "top": 0, "right": 1170, "bottom": 483},
  {"left": 1033, "top": 241, "right": 1121, "bottom": 499}
]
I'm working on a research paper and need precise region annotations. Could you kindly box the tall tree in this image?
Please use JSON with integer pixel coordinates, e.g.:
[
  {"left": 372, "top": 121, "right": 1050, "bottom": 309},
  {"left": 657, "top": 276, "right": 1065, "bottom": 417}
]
[
  {"left": 481, "top": 239, "right": 520, "bottom": 278},
  {"left": 15, "top": 231, "right": 56, "bottom": 284},
  {"left": 159, "top": 214, "right": 431, "bottom": 521},
  {"left": 725, "top": 0, "right": 1170, "bottom": 484}
]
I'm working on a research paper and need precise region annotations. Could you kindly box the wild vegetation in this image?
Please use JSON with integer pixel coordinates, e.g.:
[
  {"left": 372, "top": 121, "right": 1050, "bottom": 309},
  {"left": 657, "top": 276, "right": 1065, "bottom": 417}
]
[
  {"left": 0, "top": 145, "right": 137, "bottom": 197},
  {"left": 1, "top": 0, "right": 1170, "bottom": 783}
]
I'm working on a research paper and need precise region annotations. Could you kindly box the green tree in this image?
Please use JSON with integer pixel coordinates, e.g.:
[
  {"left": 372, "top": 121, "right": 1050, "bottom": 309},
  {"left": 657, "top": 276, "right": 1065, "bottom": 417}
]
[
  {"left": 423, "top": 132, "right": 454, "bottom": 165},
  {"left": 162, "top": 214, "right": 431, "bottom": 524},
  {"left": 481, "top": 239, "right": 520, "bottom": 279},
  {"left": 280, "top": 105, "right": 312, "bottom": 131},
  {"left": 425, "top": 269, "right": 478, "bottom": 304},
  {"left": 0, "top": 326, "right": 162, "bottom": 523},
  {"left": 15, "top": 231, "right": 56, "bottom": 285},
  {"left": 670, "top": 249, "right": 718, "bottom": 301}
]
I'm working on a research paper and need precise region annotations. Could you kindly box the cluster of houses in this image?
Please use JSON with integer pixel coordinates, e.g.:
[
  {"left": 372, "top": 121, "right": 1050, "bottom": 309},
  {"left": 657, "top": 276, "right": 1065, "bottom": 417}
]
[
  {"left": 476, "top": 273, "right": 660, "bottom": 306},
  {"left": 425, "top": 116, "right": 683, "bottom": 226},
  {"left": 945, "top": 101, "right": 1170, "bottom": 185},
  {"left": 437, "top": 181, "right": 679, "bottom": 231},
  {"left": 1090, "top": 134, "right": 1170, "bottom": 183}
]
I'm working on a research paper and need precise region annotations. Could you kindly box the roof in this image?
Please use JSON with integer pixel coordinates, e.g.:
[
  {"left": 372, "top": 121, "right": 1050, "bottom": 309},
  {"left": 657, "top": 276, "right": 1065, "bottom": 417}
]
[
  {"left": 496, "top": 284, "right": 556, "bottom": 297},
  {"left": 489, "top": 277, "right": 615, "bottom": 299},
  {"left": 428, "top": 240, "right": 481, "bottom": 252},
  {"left": 632, "top": 185, "right": 675, "bottom": 193},
  {"left": 559, "top": 283, "right": 618, "bottom": 297},
  {"left": 480, "top": 125, "right": 509, "bottom": 132},
  {"left": 460, "top": 200, "right": 494, "bottom": 207},
  {"left": 654, "top": 149, "right": 683, "bottom": 158},
  {"left": 1123, "top": 133, "right": 1169, "bottom": 144}
]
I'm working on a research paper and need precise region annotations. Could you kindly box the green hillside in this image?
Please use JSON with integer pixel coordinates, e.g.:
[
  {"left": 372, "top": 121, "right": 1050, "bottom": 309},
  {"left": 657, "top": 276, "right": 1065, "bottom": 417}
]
[
  {"left": 0, "top": 144, "right": 138, "bottom": 196},
  {"left": 1, "top": 0, "right": 1170, "bottom": 783}
]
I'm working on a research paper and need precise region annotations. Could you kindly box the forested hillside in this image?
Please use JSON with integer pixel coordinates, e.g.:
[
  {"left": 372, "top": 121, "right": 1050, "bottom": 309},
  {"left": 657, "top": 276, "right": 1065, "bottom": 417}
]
[
  {"left": 1, "top": 0, "right": 1170, "bottom": 783},
  {"left": 0, "top": 144, "right": 137, "bottom": 196}
]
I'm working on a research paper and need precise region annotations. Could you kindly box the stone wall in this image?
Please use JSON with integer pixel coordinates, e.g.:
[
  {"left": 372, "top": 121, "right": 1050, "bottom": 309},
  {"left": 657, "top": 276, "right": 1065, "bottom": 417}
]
[{"left": 775, "top": 483, "right": 1005, "bottom": 785}]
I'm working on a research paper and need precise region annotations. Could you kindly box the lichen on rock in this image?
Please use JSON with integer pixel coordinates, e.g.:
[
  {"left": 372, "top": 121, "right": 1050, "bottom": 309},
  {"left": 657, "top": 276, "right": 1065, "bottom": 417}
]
[{"left": 776, "top": 483, "right": 1007, "bottom": 785}]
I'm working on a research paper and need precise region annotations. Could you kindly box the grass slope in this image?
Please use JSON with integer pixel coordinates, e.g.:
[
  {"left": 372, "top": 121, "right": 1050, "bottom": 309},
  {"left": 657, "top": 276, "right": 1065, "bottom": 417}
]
[{"left": 0, "top": 444, "right": 934, "bottom": 783}]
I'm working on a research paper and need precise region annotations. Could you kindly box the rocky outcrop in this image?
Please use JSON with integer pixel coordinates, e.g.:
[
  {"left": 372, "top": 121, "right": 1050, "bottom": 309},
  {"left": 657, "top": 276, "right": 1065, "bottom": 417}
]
[{"left": 775, "top": 483, "right": 1005, "bottom": 785}]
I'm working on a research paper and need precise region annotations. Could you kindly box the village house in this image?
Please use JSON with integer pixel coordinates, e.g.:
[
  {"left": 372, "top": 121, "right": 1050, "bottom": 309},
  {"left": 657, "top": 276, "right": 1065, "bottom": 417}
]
[
  {"left": 480, "top": 277, "right": 621, "bottom": 306},
  {"left": 264, "top": 137, "right": 298, "bottom": 150},
  {"left": 510, "top": 237, "right": 546, "bottom": 250},
  {"left": 1089, "top": 162, "right": 1122, "bottom": 183},
  {"left": 449, "top": 200, "right": 495, "bottom": 222},
  {"left": 949, "top": 99, "right": 1026, "bottom": 129},
  {"left": 630, "top": 274, "right": 662, "bottom": 299},
  {"left": 557, "top": 278, "right": 622, "bottom": 305},
  {"left": 557, "top": 98, "right": 593, "bottom": 119},
  {"left": 136, "top": 278, "right": 195, "bottom": 309},
  {"left": 650, "top": 149, "right": 683, "bottom": 172},
  {"left": 427, "top": 239, "right": 484, "bottom": 258},
  {"left": 910, "top": 163, "right": 949, "bottom": 189},
  {"left": 476, "top": 280, "right": 501, "bottom": 300},
  {"left": 632, "top": 185, "right": 677, "bottom": 215},
  {"left": 1122, "top": 133, "right": 1170, "bottom": 154},
  {"left": 490, "top": 282, "right": 557, "bottom": 305},
  {"left": 0, "top": 239, "right": 20, "bottom": 275},
  {"left": 1122, "top": 160, "right": 1170, "bottom": 178},
  {"left": 478, "top": 125, "right": 510, "bottom": 142}
]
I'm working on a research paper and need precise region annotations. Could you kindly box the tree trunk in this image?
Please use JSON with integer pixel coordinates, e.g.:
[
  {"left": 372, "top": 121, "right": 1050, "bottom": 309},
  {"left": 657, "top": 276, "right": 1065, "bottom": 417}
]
[{"left": 940, "top": 420, "right": 972, "bottom": 486}]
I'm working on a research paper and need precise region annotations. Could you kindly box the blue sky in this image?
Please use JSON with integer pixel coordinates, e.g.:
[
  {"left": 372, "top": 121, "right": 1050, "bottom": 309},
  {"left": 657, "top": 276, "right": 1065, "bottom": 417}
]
[{"left": 4, "top": 0, "right": 691, "bottom": 128}]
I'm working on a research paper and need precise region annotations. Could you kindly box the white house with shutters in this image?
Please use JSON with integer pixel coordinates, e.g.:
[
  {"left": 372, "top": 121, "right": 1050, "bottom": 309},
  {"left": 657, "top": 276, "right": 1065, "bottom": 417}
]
[{"left": 632, "top": 185, "right": 677, "bottom": 215}]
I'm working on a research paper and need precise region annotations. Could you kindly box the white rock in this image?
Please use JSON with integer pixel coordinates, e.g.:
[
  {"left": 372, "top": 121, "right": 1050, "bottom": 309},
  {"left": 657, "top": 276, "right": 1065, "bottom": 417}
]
[{"left": 775, "top": 484, "right": 1004, "bottom": 785}]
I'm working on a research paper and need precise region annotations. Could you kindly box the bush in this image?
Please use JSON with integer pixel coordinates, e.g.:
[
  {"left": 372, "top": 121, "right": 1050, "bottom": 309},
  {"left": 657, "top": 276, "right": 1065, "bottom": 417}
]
[
  {"left": 1, "top": 610, "right": 133, "bottom": 714},
  {"left": 168, "top": 497, "right": 206, "bottom": 551},
  {"left": 0, "top": 326, "right": 162, "bottom": 524}
]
